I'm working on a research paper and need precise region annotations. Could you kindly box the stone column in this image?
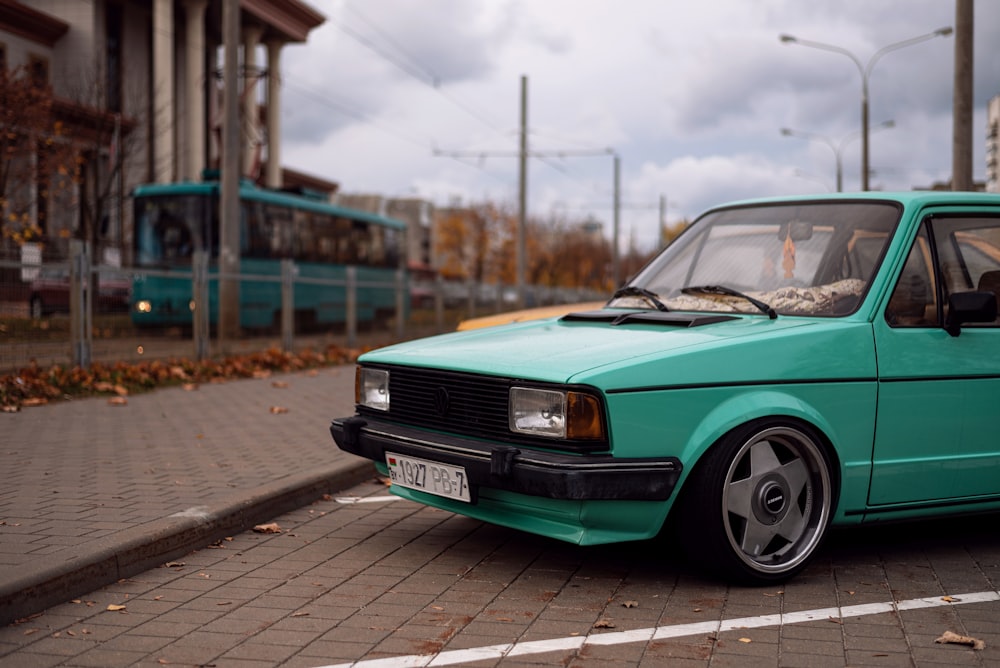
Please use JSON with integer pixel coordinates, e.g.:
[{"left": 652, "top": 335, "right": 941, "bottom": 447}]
[
  {"left": 242, "top": 24, "right": 264, "bottom": 178},
  {"left": 265, "top": 39, "right": 283, "bottom": 189},
  {"left": 183, "top": 0, "right": 208, "bottom": 181},
  {"left": 152, "top": 0, "right": 175, "bottom": 183}
]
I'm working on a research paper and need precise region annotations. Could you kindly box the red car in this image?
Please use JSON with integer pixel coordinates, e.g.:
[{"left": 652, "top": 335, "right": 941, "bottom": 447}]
[{"left": 28, "top": 267, "right": 132, "bottom": 317}]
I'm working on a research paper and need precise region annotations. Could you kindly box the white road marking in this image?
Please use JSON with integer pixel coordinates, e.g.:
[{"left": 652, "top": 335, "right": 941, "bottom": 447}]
[
  {"left": 335, "top": 495, "right": 401, "bottom": 504},
  {"left": 313, "top": 589, "right": 1000, "bottom": 668}
]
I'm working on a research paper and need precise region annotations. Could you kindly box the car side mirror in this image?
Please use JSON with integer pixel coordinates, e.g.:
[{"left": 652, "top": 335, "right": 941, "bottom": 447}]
[{"left": 945, "top": 291, "right": 997, "bottom": 337}]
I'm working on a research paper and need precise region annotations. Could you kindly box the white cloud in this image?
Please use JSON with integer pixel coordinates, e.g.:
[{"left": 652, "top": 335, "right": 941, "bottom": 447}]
[{"left": 280, "top": 0, "right": 1000, "bottom": 252}]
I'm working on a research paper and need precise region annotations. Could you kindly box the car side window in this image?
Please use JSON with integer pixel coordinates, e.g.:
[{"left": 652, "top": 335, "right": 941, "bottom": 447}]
[
  {"left": 886, "top": 215, "right": 1000, "bottom": 328},
  {"left": 886, "top": 225, "right": 936, "bottom": 327}
]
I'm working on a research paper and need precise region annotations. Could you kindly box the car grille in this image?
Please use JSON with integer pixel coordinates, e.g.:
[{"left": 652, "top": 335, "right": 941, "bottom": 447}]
[{"left": 358, "top": 364, "right": 605, "bottom": 452}]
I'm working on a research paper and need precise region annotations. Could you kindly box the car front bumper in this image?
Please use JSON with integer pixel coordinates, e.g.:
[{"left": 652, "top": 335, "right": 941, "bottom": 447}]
[{"left": 330, "top": 415, "right": 682, "bottom": 502}]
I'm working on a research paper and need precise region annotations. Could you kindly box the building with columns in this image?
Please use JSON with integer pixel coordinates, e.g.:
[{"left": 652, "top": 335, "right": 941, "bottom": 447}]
[{"left": 0, "top": 0, "right": 325, "bottom": 263}]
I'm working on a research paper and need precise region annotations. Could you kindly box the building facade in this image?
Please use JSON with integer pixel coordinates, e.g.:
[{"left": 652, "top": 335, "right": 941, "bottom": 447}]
[{"left": 0, "top": 0, "right": 324, "bottom": 263}]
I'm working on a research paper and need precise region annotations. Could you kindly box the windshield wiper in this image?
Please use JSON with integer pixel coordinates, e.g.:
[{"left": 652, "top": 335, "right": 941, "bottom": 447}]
[
  {"left": 681, "top": 285, "right": 777, "bottom": 319},
  {"left": 610, "top": 285, "right": 669, "bottom": 311}
]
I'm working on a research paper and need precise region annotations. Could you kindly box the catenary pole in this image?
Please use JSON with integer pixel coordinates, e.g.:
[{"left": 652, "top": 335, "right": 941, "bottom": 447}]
[
  {"left": 953, "top": 0, "right": 974, "bottom": 191},
  {"left": 218, "top": 0, "right": 241, "bottom": 343}
]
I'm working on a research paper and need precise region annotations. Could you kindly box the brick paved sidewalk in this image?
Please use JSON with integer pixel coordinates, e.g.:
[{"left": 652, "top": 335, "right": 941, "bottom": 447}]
[{"left": 0, "top": 364, "right": 373, "bottom": 626}]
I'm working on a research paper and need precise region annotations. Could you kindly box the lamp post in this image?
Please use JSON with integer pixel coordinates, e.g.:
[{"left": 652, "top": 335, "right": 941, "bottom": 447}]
[
  {"left": 780, "top": 27, "right": 952, "bottom": 191},
  {"left": 781, "top": 120, "right": 895, "bottom": 192}
]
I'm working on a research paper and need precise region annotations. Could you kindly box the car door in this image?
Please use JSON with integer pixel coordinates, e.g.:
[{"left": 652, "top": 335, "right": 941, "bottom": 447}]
[{"left": 870, "top": 210, "right": 1000, "bottom": 506}]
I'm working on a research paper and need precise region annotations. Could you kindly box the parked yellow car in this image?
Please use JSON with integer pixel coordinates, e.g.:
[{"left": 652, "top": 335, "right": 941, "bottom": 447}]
[{"left": 456, "top": 301, "right": 607, "bottom": 330}]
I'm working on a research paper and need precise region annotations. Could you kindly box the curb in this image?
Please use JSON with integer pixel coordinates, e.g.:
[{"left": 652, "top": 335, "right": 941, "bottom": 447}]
[{"left": 0, "top": 459, "right": 376, "bottom": 627}]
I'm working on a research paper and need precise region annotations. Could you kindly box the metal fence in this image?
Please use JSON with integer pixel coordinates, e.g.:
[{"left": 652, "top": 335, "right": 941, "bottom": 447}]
[{"left": 0, "top": 243, "right": 604, "bottom": 372}]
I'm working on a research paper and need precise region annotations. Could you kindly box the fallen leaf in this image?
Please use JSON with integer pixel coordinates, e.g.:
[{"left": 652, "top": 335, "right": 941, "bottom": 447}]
[
  {"left": 271, "top": 381, "right": 289, "bottom": 389},
  {"left": 935, "top": 630, "right": 985, "bottom": 650},
  {"left": 739, "top": 637, "right": 752, "bottom": 643},
  {"left": 253, "top": 369, "right": 272, "bottom": 379},
  {"left": 621, "top": 600, "right": 639, "bottom": 608},
  {"left": 182, "top": 383, "right": 199, "bottom": 391},
  {"left": 291, "top": 612, "right": 310, "bottom": 617},
  {"left": 269, "top": 405, "right": 288, "bottom": 414},
  {"left": 593, "top": 620, "right": 616, "bottom": 629},
  {"left": 1, "top": 405, "right": 19, "bottom": 413},
  {"left": 941, "top": 595, "right": 961, "bottom": 603},
  {"left": 107, "top": 396, "right": 128, "bottom": 406},
  {"left": 163, "top": 561, "right": 185, "bottom": 568},
  {"left": 22, "top": 397, "right": 48, "bottom": 407},
  {"left": 253, "top": 522, "right": 282, "bottom": 534},
  {"left": 106, "top": 604, "right": 127, "bottom": 611}
]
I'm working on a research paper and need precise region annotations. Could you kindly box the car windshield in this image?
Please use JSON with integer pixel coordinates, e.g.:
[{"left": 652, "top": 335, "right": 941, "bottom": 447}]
[{"left": 610, "top": 201, "right": 902, "bottom": 317}]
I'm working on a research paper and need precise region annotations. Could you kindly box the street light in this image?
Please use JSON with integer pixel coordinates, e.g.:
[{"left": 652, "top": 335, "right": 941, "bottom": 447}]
[
  {"left": 781, "top": 120, "right": 895, "bottom": 192},
  {"left": 780, "top": 27, "right": 952, "bottom": 191}
]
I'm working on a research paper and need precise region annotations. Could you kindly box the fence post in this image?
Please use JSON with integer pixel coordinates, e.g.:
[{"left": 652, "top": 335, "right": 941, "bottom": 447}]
[
  {"left": 280, "top": 258, "right": 295, "bottom": 353},
  {"left": 394, "top": 267, "right": 405, "bottom": 340},
  {"left": 466, "top": 277, "right": 476, "bottom": 319},
  {"left": 434, "top": 272, "right": 445, "bottom": 333},
  {"left": 346, "top": 265, "right": 357, "bottom": 349},
  {"left": 69, "top": 240, "right": 92, "bottom": 368},
  {"left": 192, "top": 250, "right": 210, "bottom": 361}
]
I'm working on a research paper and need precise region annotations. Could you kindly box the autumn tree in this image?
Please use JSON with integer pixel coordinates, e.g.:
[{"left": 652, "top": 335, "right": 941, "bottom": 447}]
[
  {"left": 434, "top": 202, "right": 510, "bottom": 283},
  {"left": 435, "top": 199, "right": 631, "bottom": 293},
  {"left": 0, "top": 64, "right": 77, "bottom": 253}
]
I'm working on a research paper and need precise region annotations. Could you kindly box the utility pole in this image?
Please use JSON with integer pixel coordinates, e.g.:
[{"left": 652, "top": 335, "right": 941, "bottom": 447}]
[
  {"left": 517, "top": 75, "right": 527, "bottom": 307},
  {"left": 953, "top": 0, "right": 974, "bottom": 191},
  {"left": 218, "top": 0, "right": 241, "bottom": 344},
  {"left": 434, "top": 76, "right": 616, "bottom": 301},
  {"left": 612, "top": 154, "right": 621, "bottom": 287}
]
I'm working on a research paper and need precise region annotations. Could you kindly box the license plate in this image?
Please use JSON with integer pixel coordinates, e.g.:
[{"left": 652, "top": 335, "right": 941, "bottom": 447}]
[{"left": 385, "top": 452, "right": 471, "bottom": 503}]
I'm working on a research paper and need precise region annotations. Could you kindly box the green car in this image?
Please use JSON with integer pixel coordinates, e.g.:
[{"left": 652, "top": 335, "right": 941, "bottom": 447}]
[{"left": 331, "top": 191, "right": 1000, "bottom": 584}]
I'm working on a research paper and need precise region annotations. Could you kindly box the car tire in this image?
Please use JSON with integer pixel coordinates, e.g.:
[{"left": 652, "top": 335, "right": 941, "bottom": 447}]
[
  {"left": 677, "top": 418, "right": 835, "bottom": 584},
  {"left": 29, "top": 296, "right": 44, "bottom": 319}
]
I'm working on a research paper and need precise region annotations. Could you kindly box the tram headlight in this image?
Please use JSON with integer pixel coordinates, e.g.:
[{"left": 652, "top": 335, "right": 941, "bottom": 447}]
[{"left": 135, "top": 300, "right": 152, "bottom": 313}]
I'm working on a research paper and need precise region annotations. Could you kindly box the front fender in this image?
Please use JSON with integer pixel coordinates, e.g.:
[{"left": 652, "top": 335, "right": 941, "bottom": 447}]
[{"left": 606, "top": 382, "right": 876, "bottom": 524}]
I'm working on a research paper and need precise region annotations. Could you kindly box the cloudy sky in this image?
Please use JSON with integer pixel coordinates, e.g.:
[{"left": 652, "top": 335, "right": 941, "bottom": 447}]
[{"left": 279, "top": 0, "right": 1000, "bottom": 250}]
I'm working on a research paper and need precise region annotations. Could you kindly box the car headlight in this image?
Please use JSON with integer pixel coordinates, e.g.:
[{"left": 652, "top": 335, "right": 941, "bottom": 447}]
[
  {"left": 356, "top": 367, "right": 389, "bottom": 411},
  {"left": 135, "top": 300, "right": 152, "bottom": 313},
  {"left": 509, "top": 386, "right": 604, "bottom": 440}
]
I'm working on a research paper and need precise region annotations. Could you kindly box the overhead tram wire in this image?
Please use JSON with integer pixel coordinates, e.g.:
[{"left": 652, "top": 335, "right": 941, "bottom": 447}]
[
  {"left": 333, "top": 4, "right": 508, "bottom": 137},
  {"left": 282, "top": 75, "right": 515, "bottom": 188},
  {"left": 280, "top": 77, "right": 432, "bottom": 150}
]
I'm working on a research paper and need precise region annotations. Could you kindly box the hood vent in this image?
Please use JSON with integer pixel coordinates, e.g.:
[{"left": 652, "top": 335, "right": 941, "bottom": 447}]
[{"left": 560, "top": 310, "right": 738, "bottom": 328}]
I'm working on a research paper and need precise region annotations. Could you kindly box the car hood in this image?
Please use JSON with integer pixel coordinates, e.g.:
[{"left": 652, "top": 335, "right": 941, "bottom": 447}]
[{"left": 362, "top": 309, "right": 876, "bottom": 389}]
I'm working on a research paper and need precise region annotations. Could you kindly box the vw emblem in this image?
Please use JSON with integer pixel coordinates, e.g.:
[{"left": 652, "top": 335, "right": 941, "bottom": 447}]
[{"left": 433, "top": 387, "right": 450, "bottom": 417}]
